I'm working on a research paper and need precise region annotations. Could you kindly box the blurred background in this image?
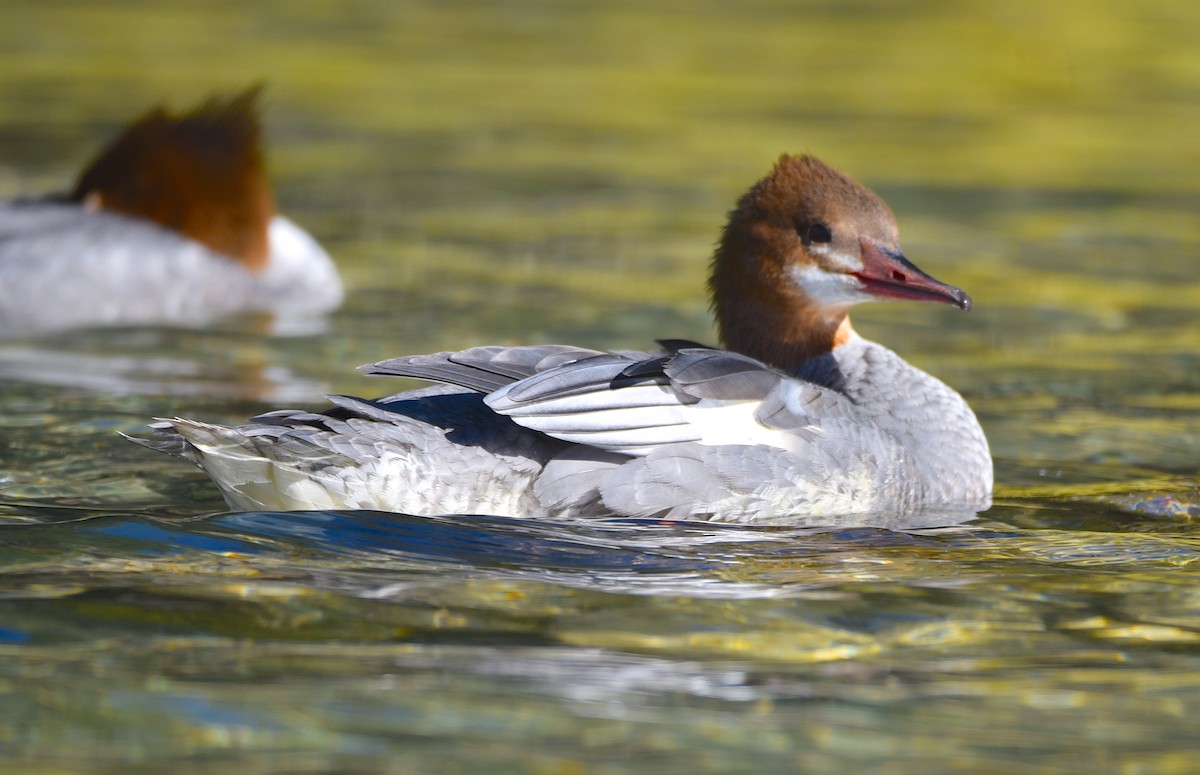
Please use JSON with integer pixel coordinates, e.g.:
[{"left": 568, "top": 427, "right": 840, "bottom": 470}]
[{"left": 1, "top": 1, "right": 1200, "bottom": 772}]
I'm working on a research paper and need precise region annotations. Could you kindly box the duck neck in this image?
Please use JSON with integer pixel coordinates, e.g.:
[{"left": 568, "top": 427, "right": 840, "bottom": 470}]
[
  {"left": 710, "top": 264, "right": 853, "bottom": 374},
  {"left": 721, "top": 300, "right": 852, "bottom": 373}
]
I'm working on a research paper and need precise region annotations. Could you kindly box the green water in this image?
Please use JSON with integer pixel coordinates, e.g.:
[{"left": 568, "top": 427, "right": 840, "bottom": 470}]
[{"left": 2, "top": 1, "right": 1200, "bottom": 772}]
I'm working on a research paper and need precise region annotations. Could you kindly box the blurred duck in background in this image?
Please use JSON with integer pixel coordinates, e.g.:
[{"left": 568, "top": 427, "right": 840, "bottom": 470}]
[{"left": 0, "top": 87, "right": 342, "bottom": 337}]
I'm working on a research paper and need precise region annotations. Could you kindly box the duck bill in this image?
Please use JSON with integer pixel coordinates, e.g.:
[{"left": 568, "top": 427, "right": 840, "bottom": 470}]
[{"left": 852, "top": 237, "right": 972, "bottom": 310}]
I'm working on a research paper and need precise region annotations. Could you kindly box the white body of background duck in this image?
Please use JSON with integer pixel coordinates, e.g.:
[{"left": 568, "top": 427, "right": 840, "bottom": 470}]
[
  {"left": 0, "top": 89, "right": 341, "bottom": 337},
  {"left": 136, "top": 155, "right": 992, "bottom": 523}
]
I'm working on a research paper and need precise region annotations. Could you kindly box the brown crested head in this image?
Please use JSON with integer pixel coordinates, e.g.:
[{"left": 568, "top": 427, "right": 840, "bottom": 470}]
[
  {"left": 71, "top": 86, "right": 275, "bottom": 271},
  {"left": 708, "top": 154, "right": 970, "bottom": 371}
]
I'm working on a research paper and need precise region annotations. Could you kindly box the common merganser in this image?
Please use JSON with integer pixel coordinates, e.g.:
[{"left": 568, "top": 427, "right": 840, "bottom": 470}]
[
  {"left": 133, "top": 155, "right": 992, "bottom": 523},
  {"left": 0, "top": 88, "right": 341, "bottom": 337}
]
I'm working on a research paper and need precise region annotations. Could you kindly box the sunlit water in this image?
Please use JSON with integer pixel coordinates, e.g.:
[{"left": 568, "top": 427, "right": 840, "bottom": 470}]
[{"left": 2, "top": 1, "right": 1200, "bottom": 772}]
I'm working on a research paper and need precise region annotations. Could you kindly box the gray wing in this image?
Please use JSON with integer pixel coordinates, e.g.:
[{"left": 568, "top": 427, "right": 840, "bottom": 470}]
[
  {"left": 486, "top": 347, "right": 843, "bottom": 456},
  {"left": 360, "top": 344, "right": 609, "bottom": 393}
]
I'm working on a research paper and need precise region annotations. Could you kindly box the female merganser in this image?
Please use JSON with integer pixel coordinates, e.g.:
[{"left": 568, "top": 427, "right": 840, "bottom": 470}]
[
  {"left": 0, "top": 88, "right": 341, "bottom": 337},
  {"left": 134, "top": 155, "right": 992, "bottom": 523}
]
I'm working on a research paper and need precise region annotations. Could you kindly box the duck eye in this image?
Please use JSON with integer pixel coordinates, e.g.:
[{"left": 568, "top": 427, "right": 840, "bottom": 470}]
[{"left": 803, "top": 223, "right": 832, "bottom": 244}]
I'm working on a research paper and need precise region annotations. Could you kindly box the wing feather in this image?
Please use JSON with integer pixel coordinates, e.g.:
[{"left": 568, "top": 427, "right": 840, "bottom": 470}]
[
  {"left": 485, "top": 346, "right": 832, "bottom": 456},
  {"left": 362, "top": 344, "right": 607, "bottom": 393}
]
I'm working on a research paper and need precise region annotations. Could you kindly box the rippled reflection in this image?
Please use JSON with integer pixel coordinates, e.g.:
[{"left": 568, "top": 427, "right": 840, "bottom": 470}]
[{"left": 1, "top": 507, "right": 1199, "bottom": 769}]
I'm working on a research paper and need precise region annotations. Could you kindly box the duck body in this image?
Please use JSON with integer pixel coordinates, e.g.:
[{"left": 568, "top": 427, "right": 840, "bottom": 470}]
[
  {"left": 135, "top": 154, "right": 992, "bottom": 523},
  {"left": 143, "top": 333, "right": 990, "bottom": 522},
  {"left": 0, "top": 88, "right": 341, "bottom": 337},
  {"left": 0, "top": 204, "right": 338, "bottom": 335}
]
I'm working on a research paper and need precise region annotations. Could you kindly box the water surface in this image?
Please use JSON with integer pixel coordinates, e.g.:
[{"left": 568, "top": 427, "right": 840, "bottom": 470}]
[{"left": 2, "top": 1, "right": 1200, "bottom": 772}]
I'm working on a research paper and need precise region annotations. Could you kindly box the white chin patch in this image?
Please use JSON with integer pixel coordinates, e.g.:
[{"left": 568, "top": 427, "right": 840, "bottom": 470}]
[{"left": 788, "top": 263, "right": 873, "bottom": 306}]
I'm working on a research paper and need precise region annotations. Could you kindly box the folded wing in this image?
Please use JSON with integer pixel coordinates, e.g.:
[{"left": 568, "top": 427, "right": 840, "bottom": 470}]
[
  {"left": 362, "top": 344, "right": 607, "bottom": 394},
  {"left": 486, "top": 347, "right": 844, "bottom": 457}
]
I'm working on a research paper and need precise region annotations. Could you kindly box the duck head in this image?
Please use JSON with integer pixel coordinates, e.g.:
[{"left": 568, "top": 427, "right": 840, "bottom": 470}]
[
  {"left": 70, "top": 86, "right": 275, "bottom": 271},
  {"left": 709, "top": 154, "right": 970, "bottom": 371}
]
